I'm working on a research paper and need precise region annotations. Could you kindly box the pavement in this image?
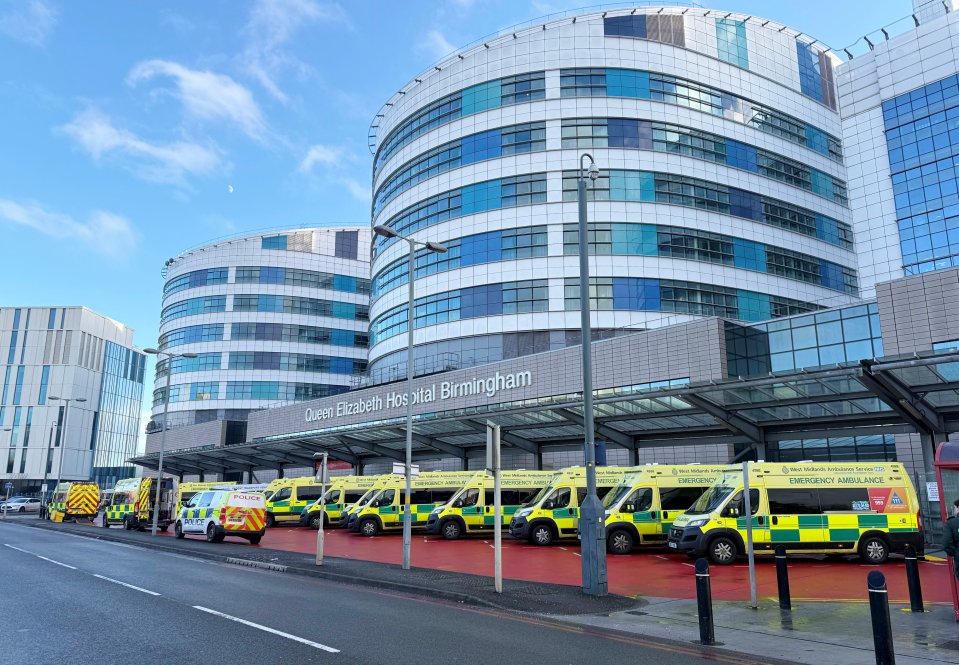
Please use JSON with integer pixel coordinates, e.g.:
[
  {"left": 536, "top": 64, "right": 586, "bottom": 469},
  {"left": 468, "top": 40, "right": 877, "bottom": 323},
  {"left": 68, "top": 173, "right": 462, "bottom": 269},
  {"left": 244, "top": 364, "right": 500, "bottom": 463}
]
[
  {"left": 0, "top": 520, "right": 789, "bottom": 665},
  {"left": 9, "top": 515, "right": 959, "bottom": 664}
]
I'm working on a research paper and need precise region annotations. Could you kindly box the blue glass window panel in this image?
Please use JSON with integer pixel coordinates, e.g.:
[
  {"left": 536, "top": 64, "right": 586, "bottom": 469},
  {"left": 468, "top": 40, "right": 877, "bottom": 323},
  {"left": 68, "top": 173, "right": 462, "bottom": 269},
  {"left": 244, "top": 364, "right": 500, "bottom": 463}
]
[
  {"left": 47, "top": 309, "right": 56, "bottom": 329},
  {"left": 728, "top": 188, "right": 763, "bottom": 221},
  {"left": 841, "top": 316, "right": 871, "bottom": 342},
  {"left": 12, "top": 366, "right": 24, "bottom": 405},
  {"left": 332, "top": 302, "right": 356, "bottom": 319},
  {"left": 609, "top": 170, "right": 654, "bottom": 201},
  {"left": 461, "top": 80, "right": 502, "bottom": 115},
  {"left": 7, "top": 330, "right": 17, "bottom": 364},
  {"left": 733, "top": 238, "right": 766, "bottom": 271},
  {"left": 0, "top": 366, "right": 10, "bottom": 407},
  {"left": 330, "top": 329, "right": 355, "bottom": 346},
  {"left": 796, "top": 41, "right": 825, "bottom": 104},
  {"left": 818, "top": 344, "right": 847, "bottom": 365},
  {"left": 256, "top": 295, "right": 281, "bottom": 312},
  {"left": 261, "top": 235, "right": 288, "bottom": 250},
  {"left": 611, "top": 223, "right": 657, "bottom": 255},
  {"left": 190, "top": 382, "right": 219, "bottom": 401},
  {"left": 260, "top": 267, "right": 285, "bottom": 284},
  {"left": 461, "top": 129, "right": 502, "bottom": 164},
  {"left": 737, "top": 291, "right": 771, "bottom": 322},
  {"left": 816, "top": 320, "right": 843, "bottom": 345},
  {"left": 460, "top": 284, "right": 502, "bottom": 318},
  {"left": 716, "top": 19, "right": 748, "bottom": 69},
  {"left": 607, "top": 69, "right": 650, "bottom": 98},
  {"left": 844, "top": 340, "right": 875, "bottom": 360},
  {"left": 333, "top": 275, "right": 357, "bottom": 292},
  {"left": 770, "top": 351, "right": 796, "bottom": 372},
  {"left": 612, "top": 278, "right": 660, "bottom": 310},
  {"left": 725, "top": 140, "right": 757, "bottom": 172},
  {"left": 328, "top": 357, "right": 352, "bottom": 374},
  {"left": 768, "top": 330, "right": 792, "bottom": 353},
  {"left": 608, "top": 118, "right": 642, "bottom": 148},
  {"left": 791, "top": 325, "right": 818, "bottom": 349},
  {"left": 38, "top": 366, "right": 49, "bottom": 405},
  {"left": 820, "top": 261, "right": 845, "bottom": 291},
  {"left": 810, "top": 169, "right": 836, "bottom": 200},
  {"left": 793, "top": 348, "right": 821, "bottom": 368},
  {"left": 460, "top": 232, "right": 503, "bottom": 266},
  {"left": 460, "top": 181, "right": 502, "bottom": 214},
  {"left": 604, "top": 15, "right": 646, "bottom": 38}
]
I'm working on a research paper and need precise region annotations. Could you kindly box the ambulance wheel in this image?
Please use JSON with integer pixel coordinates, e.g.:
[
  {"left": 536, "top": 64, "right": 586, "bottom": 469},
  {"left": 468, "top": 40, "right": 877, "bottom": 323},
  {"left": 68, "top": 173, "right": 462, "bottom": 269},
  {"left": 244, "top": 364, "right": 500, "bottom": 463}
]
[
  {"left": 265, "top": 514, "right": 276, "bottom": 528},
  {"left": 123, "top": 516, "right": 134, "bottom": 531},
  {"left": 101, "top": 516, "right": 110, "bottom": 528},
  {"left": 206, "top": 523, "right": 223, "bottom": 543},
  {"left": 707, "top": 536, "right": 738, "bottom": 565},
  {"left": 174, "top": 521, "right": 184, "bottom": 539},
  {"left": 248, "top": 535, "right": 262, "bottom": 545},
  {"left": 441, "top": 520, "right": 462, "bottom": 540},
  {"left": 607, "top": 529, "right": 634, "bottom": 555},
  {"left": 308, "top": 513, "right": 323, "bottom": 530},
  {"left": 530, "top": 523, "right": 554, "bottom": 546},
  {"left": 859, "top": 535, "right": 889, "bottom": 564},
  {"left": 359, "top": 519, "right": 379, "bottom": 537}
]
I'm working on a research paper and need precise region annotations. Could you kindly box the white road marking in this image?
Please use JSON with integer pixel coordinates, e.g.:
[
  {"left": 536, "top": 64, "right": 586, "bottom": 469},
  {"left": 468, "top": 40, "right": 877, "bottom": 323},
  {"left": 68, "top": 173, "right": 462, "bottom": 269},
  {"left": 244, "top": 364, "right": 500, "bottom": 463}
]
[
  {"left": 92, "top": 574, "right": 160, "bottom": 596},
  {"left": 4, "top": 543, "right": 77, "bottom": 569},
  {"left": 572, "top": 552, "right": 582, "bottom": 557},
  {"left": 193, "top": 606, "right": 340, "bottom": 653}
]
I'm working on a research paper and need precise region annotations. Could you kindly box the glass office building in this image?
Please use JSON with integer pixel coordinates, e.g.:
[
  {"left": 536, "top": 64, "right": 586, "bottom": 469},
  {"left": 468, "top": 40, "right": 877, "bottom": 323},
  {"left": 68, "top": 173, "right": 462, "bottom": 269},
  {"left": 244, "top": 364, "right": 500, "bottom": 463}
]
[{"left": 367, "top": 6, "right": 860, "bottom": 384}]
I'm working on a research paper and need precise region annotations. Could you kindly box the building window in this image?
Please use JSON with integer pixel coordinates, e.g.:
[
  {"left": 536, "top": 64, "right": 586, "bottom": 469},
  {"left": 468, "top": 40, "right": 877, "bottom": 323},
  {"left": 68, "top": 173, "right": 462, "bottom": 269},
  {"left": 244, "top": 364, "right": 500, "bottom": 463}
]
[
  {"left": 163, "top": 268, "right": 229, "bottom": 296},
  {"left": 160, "top": 296, "right": 227, "bottom": 323},
  {"left": 796, "top": 41, "right": 837, "bottom": 109},
  {"left": 261, "top": 235, "right": 288, "bottom": 250},
  {"left": 715, "top": 18, "right": 748, "bottom": 69},
  {"left": 560, "top": 68, "right": 607, "bottom": 97},
  {"left": 231, "top": 295, "right": 368, "bottom": 321},
  {"left": 335, "top": 230, "right": 359, "bottom": 259},
  {"left": 38, "top": 366, "right": 50, "bottom": 404},
  {"left": 159, "top": 324, "right": 224, "bottom": 349},
  {"left": 11, "top": 366, "right": 23, "bottom": 405}
]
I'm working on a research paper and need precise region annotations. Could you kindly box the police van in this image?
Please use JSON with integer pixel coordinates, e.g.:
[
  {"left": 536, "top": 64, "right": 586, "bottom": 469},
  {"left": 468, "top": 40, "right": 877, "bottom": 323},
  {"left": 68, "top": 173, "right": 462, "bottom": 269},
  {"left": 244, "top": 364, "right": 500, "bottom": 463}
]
[
  {"left": 174, "top": 481, "right": 231, "bottom": 517},
  {"left": 265, "top": 477, "right": 328, "bottom": 526},
  {"left": 509, "top": 466, "right": 634, "bottom": 545},
  {"left": 667, "top": 462, "right": 923, "bottom": 564},
  {"left": 350, "top": 471, "right": 475, "bottom": 537},
  {"left": 174, "top": 490, "right": 266, "bottom": 544},
  {"left": 601, "top": 465, "right": 725, "bottom": 554},
  {"left": 425, "top": 470, "right": 553, "bottom": 539},
  {"left": 299, "top": 475, "right": 382, "bottom": 529}
]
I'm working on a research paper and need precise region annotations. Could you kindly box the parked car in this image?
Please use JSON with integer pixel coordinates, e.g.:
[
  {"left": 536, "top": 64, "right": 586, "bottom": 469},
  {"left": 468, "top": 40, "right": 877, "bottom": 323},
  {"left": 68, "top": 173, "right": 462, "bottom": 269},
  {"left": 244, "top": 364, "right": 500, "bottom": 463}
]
[{"left": 1, "top": 498, "right": 42, "bottom": 513}]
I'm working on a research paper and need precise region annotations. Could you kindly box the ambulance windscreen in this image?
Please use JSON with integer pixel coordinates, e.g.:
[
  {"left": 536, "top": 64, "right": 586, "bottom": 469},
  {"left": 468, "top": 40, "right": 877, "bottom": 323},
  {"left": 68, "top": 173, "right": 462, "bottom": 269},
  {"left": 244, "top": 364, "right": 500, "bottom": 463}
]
[
  {"left": 689, "top": 485, "right": 735, "bottom": 514},
  {"left": 602, "top": 483, "right": 632, "bottom": 509}
]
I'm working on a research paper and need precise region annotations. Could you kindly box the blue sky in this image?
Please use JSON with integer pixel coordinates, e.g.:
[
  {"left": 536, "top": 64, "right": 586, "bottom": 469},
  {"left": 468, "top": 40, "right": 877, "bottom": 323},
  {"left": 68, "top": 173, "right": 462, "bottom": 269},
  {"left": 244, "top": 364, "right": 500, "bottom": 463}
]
[{"left": 0, "top": 0, "right": 910, "bottom": 398}]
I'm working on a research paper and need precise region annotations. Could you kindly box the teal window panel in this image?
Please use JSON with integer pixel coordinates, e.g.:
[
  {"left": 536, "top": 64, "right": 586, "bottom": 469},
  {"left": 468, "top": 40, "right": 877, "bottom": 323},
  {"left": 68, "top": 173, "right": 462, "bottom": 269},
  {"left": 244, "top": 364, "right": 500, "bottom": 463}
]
[
  {"left": 460, "top": 181, "right": 502, "bottom": 214},
  {"left": 737, "top": 290, "right": 771, "bottom": 322},
  {"left": 609, "top": 170, "right": 654, "bottom": 201},
  {"left": 810, "top": 169, "right": 835, "bottom": 200},
  {"left": 806, "top": 126, "right": 829, "bottom": 154},
  {"left": 611, "top": 223, "right": 657, "bottom": 255},
  {"left": 733, "top": 238, "right": 766, "bottom": 271},
  {"left": 461, "top": 80, "right": 502, "bottom": 115},
  {"left": 607, "top": 69, "right": 649, "bottom": 98},
  {"left": 331, "top": 302, "right": 356, "bottom": 319},
  {"left": 261, "top": 235, "right": 287, "bottom": 250},
  {"left": 716, "top": 19, "right": 748, "bottom": 69},
  {"left": 333, "top": 274, "right": 357, "bottom": 292}
]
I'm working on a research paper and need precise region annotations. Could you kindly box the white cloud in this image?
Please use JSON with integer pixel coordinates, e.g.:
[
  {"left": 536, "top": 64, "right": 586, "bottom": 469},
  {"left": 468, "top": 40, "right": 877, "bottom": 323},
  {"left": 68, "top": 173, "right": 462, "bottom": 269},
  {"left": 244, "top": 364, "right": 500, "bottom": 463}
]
[
  {"left": 0, "top": 198, "right": 137, "bottom": 259},
  {"left": 421, "top": 29, "right": 456, "bottom": 60},
  {"left": 0, "top": 0, "right": 57, "bottom": 47},
  {"left": 340, "top": 177, "right": 370, "bottom": 204},
  {"left": 298, "top": 144, "right": 341, "bottom": 173},
  {"left": 128, "top": 60, "right": 268, "bottom": 143},
  {"left": 60, "top": 108, "right": 222, "bottom": 185},
  {"left": 241, "top": 0, "right": 348, "bottom": 104}
]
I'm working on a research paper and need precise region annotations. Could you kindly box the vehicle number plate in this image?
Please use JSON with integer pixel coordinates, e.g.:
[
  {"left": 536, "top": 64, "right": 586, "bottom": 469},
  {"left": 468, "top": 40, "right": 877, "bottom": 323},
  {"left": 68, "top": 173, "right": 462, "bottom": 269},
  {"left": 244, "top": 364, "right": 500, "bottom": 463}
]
[
  {"left": 227, "top": 515, "right": 245, "bottom": 524},
  {"left": 668, "top": 541, "right": 677, "bottom": 548}
]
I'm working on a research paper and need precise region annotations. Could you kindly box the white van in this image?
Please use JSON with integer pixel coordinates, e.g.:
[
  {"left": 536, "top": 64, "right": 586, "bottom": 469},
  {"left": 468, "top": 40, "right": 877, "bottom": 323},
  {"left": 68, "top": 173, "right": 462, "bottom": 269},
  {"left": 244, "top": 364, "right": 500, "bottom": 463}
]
[{"left": 174, "top": 490, "right": 267, "bottom": 544}]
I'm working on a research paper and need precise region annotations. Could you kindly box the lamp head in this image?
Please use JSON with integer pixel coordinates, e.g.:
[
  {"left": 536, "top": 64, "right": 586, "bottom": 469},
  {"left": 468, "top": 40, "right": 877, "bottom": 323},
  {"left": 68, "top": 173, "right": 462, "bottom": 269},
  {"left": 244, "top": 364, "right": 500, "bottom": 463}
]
[
  {"left": 144, "top": 348, "right": 159, "bottom": 355},
  {"left": 424, "top": 241, "right": 448, "bottom": 253},
  {"left": 180, "top": 353, "right": 199, "bottom": 359},
  {"left": 372, "top": 225, "right": 398, "bottom": 239}
]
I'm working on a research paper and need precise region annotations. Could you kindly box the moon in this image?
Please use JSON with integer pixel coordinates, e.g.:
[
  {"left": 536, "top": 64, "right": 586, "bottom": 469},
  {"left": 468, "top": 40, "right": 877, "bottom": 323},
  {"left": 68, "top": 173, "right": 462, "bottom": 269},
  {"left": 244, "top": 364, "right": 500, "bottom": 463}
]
[{"left": 227, "top": 184, "right": 235, "bottom": 193}]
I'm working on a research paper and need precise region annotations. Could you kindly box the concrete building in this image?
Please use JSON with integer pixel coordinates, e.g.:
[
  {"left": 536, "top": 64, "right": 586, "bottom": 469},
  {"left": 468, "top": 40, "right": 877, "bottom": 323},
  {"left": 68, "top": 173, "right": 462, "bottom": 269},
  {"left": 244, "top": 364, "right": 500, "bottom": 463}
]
[
  {"left": 367, "top": 5, "right": 860, "bottom": 384},
  {"left": 0, "top": 306, "right": 145, "bottom": 493},
  {"left": 146, "top": 227, "right": 371, "bottom": 475}
]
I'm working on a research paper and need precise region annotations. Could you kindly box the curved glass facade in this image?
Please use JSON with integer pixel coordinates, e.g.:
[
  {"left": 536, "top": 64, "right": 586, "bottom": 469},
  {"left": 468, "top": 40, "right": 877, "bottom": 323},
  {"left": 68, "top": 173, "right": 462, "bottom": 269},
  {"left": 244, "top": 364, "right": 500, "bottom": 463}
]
[{"left": 368, "top": 7, "right": 858, "bottom": 382}]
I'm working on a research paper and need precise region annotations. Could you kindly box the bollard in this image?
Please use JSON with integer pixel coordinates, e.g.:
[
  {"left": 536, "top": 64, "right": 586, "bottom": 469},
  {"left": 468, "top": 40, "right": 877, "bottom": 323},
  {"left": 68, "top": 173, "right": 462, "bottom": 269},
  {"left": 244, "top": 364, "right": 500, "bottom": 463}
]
[
  {"left": 695, "top": 558, "right": 715, "bottom": 645},
  {"left": 904, "top": 544, "right": 924, "bottom": 613},
  {"left": 868, "top": 571, "right": 895, "bottom": 665},
  {"left": 775, "top": 545, "right": 791, "bottom": 611}
]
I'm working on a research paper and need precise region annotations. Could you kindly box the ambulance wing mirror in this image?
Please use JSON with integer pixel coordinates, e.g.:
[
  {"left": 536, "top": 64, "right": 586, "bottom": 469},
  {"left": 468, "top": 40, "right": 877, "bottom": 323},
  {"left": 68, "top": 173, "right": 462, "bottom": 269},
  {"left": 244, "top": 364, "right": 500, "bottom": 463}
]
[
  {"left": 542, "top": 500, "right": 554, "bottom": 510},
  {"left": 623, "top": 503, "right": 635, "bottom": 513},
  {"left": 723, "top": 506, "right": 740, "bottom": 518},
  {"left": 453, "top": 499, "right": 463, "bottom": 508}
]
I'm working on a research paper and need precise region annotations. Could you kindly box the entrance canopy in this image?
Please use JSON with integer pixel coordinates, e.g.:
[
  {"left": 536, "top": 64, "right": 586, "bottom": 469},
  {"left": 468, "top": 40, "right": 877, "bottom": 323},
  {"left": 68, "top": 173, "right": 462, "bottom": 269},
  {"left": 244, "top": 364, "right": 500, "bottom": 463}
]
[{"left": 131, "top": 351, "right": 959, "bottom": 476}]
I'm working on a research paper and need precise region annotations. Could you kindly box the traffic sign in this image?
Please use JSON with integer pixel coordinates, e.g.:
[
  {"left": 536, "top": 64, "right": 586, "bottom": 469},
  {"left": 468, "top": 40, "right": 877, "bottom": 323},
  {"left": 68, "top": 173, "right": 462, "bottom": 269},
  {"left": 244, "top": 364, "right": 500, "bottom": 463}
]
[
  {"left": 41, "top": 483, "right": 48, "bottom": 493},
  {"left": 3, "top": 482, "right": 11, "bottom": 490}
]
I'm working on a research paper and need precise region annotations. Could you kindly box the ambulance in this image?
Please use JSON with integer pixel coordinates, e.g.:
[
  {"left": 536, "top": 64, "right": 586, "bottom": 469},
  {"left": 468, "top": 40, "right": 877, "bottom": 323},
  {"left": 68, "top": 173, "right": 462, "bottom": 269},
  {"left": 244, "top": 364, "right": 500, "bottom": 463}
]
[
  {"left": 350, "top": 471, "right": 475, "bottom": 537},
  {"left": 602, "top": 465, "right": 725, "bottom": 554},
  {"left": 667, "top": 462, "right": 923, "bottom": 565},
  {"left": 174, "top": 489, "right": 266, "bottom": 544},
  {"left": 299, "top": 475, "right": 382, "bottom": 530},
  {"left": 425, "top": 470, "right": 554, "bottom": 539},
  {"left": 341, "top": 475, "right": 404, "bottom": 528},
  {"left": 263, "top": 477, "right": 294, "bottom": 501},
  {"left": 102, "top": 477, "right": 176, "bottom": 531},
  {"left": 508, "top": 466, "right": 634, "bottom": 545},
  {"left": 265, "top": 477, "right": 329, "bottom": 526},
  {"left": 48, "top": 481, "right": 100, "bottom": 522}
]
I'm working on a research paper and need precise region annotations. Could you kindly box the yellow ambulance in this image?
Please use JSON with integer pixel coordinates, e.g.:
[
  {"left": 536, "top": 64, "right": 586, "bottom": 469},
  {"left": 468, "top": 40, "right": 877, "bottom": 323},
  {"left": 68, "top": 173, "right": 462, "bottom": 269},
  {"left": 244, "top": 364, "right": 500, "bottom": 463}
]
[
  {"left": 425, "top": 470, "right": 554, "bottom": 539},
  {"left": 667, "top": 462, "right": 923, "bottom": 565},
  {"left": 263, "top": 477, "right": 294, "bottom": 501},
  {"left": 298, "top": 475, "right": 382, "bottom": 529},
  {"left": 265, "top": 477, "right": 328, "bottom": 526},
  {"left": 341, "top": 475, "right": 404, "bottom": 528},
  {"left": 603, "top": 464, "right": 726, "bottom": 554},
  {"left": 103, "top": 477, "right": 176, "bottom": 531},
  {"left": 350, "top": 471, "right": 475, "bottom": 537},
  {"left": 48, "top": 481, "right": 100, "bottom": 522},
  {"left": 174, "top": 489, "right": 267, "bottom": 544},
  {"left": 508, "top": 466, "right": 634, "bottom": 545}
]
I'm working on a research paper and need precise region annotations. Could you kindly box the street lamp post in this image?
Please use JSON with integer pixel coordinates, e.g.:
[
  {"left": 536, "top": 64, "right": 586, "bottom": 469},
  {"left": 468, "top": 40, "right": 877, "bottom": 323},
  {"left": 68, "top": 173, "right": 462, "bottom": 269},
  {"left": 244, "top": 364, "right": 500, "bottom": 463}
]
[
  {"left": 47, "top": 396, "right": 88, "bottom": 513},
  {"left": 372, "top": 224, "right": 447, "bottom": 571},
  {"left": 143, "top": 348, "right": 198, "bottom": 536},
  {"left": 576, "top": 153, "right": 607, "bottom": 597}
]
